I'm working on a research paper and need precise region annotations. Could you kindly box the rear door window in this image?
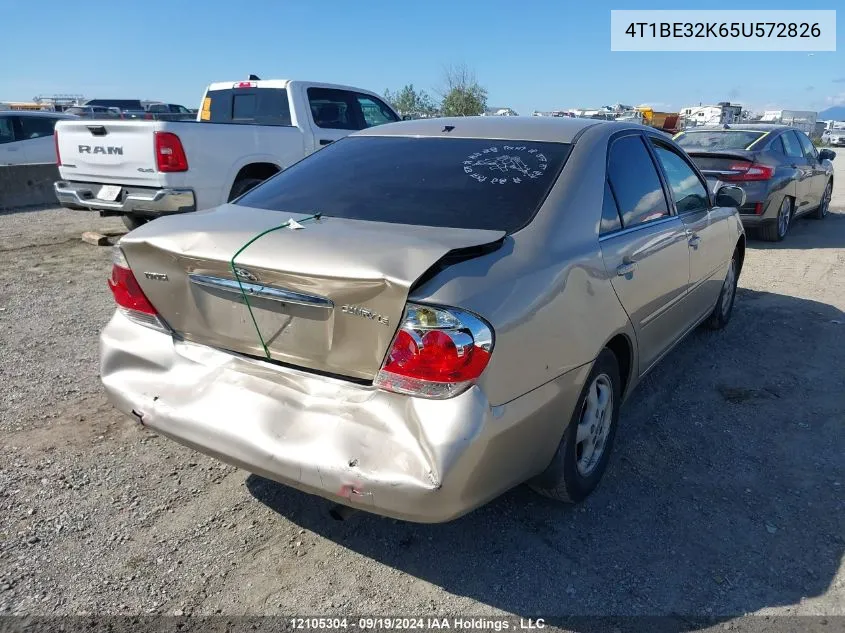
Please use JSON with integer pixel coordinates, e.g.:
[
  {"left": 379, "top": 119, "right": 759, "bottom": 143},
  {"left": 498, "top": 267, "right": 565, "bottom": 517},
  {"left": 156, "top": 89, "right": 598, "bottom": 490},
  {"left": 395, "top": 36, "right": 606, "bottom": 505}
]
[
  {"left": 781, "top": 132, "right": 804, "bottom": 158},
  {"left": 308, "top": 88, "right": 360, "bottom": 130},
  {"left": 237, "top": 136, "right": 570, "bottom": 233},
  {"left": 601, "top": 180, "right": 623, "bottom": 234},
  {"left": 205, "top": 88, "right": 292, "bottom": 126},
  {"left": 19, "top": 116, "right": 58, "bottom": 140},
  {"left": 0, "top": 117, "right": 14, "bottom": 144},
  {"left": 769, "top": 135, "right": 786, "bottom": 155},
  {"left": 308, "top": 88, "right": 399, "bottom": 130},
  {"left": 795, "top": 131, "right": 819, "bottom": 160},
  {"left": 606, "top": 135, "right": 670, "bottom": 228}
]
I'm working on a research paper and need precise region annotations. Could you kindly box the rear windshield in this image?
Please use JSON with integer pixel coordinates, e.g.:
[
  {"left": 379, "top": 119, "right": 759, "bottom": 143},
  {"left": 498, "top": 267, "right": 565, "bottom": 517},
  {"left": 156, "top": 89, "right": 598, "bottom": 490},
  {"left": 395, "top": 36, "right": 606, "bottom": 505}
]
[
  {"left": 236, "top": 137, "right": 571, "bottom": 233},
  {"left": 675, "top": 130, "right": 766, "bottom": 151},
  {"left": 201, "top": 88, "right": 291, "bottom": 126}
]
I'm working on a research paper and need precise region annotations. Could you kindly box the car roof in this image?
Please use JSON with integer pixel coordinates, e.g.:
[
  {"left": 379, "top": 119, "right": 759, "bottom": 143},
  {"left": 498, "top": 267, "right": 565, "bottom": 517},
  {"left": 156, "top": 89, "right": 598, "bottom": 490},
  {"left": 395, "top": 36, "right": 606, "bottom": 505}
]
[
  {"left": 1, "top": 110, "right": 76, "bottom": 118},
  {"left": 351, "top": 116, "right": 653, "bottom": 143},
  {"left": 680, "top": 124, "right": 796, "bottom": 133}
]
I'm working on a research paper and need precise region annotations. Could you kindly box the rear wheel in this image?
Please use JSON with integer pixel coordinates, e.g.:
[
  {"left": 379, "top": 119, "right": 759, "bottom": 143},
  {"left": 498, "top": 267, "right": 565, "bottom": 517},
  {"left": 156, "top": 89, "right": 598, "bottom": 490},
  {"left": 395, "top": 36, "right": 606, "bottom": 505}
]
[
  {"left": 704, "top": 249, "right": 739, "bottom": 330},
  {"left": 122, "top": 214, "right": 149, "bottom": 231},
  {"left": 761, "top": 196, "right": 791, "bottom": 242},
  {"left": 813, "top": 181, "right": 832, "bottom": 219},
  {"left": 530, "top": 348, "right": 621, "bottom": 503}
]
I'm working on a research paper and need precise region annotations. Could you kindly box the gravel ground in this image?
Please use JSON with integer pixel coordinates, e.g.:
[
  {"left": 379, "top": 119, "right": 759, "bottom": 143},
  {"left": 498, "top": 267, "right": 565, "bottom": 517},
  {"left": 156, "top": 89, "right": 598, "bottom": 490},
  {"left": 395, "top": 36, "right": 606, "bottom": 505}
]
[{"left": 1, "top": 163, "right": 844, "bottom": 630}]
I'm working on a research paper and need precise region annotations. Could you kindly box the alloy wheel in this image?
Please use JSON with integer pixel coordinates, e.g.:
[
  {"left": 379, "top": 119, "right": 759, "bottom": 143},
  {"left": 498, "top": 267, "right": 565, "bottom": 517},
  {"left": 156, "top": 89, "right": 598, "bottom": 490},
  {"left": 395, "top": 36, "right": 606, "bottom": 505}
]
[
  {"left": 721, "top": 258, "right": 736, "bottom": 318},
  {"left": 778, "top": 198, "right": 791, "bottom": 238},
  {"left": 575, "top": 374, "right": 614, "bottom": 477},
  {"left": 821, "top": 183, "right": 832, "bottom": 217}
]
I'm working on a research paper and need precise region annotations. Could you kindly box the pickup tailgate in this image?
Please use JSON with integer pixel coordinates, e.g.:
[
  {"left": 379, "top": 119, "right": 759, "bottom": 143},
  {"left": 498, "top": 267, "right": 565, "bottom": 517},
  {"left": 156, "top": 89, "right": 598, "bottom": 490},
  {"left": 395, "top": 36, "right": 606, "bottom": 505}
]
[
  {"left": 56, "top": 119, "right": 168, "bottom": 186},
  {"left": 119, "top": 205, "right": 505, "bottom": 381}
]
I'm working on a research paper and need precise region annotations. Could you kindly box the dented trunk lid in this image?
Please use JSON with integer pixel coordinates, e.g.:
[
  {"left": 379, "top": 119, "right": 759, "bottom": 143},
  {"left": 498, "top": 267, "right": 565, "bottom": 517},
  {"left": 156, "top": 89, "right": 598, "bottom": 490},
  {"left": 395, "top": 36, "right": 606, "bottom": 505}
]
[{"left": 118, "top": 205, "right": 505, "bottom": 380}]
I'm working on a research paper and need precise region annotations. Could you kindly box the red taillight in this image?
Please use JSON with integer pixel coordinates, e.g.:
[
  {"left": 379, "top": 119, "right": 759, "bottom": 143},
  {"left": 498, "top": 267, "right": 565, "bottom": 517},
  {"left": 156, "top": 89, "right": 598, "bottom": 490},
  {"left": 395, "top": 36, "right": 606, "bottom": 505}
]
[
  {"left": 721, "top": 162, "right": 774, "bottom": 182},
  {"left": 108, "top": 248, "right": 167, "bottom": 331},
  {"left": 374, "top": 304, "right": 493, "bottom": 399},
  {"left": 54, "top": 131, "right": 61, "bottom": 166},
  {"left": 754, "top": 202, "right": 764, "bottom": 215},
  {"left": 236, "top": 81, "right": 256, "bottom": 88},
  {"left": 154, "top": 131, "right": 188, "bottom": 172}
]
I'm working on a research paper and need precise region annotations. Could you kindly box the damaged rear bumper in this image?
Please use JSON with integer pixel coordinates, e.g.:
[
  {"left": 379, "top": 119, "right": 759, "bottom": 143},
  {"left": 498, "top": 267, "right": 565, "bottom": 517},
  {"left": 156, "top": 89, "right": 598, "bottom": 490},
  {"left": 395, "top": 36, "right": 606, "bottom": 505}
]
[{"left": 100, "top": 311, "right": 588, "bottom": 522}]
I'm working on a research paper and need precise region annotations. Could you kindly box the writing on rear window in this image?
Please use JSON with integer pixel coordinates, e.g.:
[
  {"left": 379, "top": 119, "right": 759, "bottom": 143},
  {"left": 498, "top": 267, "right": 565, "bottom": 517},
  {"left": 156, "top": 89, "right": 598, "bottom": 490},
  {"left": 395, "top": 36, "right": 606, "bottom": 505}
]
[{"left": 462, "top": 146, "right": 550, "bottom": 184}]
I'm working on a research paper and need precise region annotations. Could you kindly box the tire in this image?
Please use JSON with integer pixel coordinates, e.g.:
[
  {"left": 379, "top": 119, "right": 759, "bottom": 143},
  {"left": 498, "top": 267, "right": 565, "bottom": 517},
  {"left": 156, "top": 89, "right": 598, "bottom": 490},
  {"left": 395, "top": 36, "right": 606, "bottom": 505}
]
[
  {"left": 704, "top": 249, "right": 739, "bottom": 330},
  {"left": 812, "top": 181, "right": 832, "bottom": 220},
  {"left": 530, "top": 348, "right": 621, "bottom": 503},
  {"left": 760, "top": 196, "right": 792, "bottom": 242},
  {"left": 122, "top": 214, "right": 149, "bottom": 231},
  {"left": 227, "top": 178, "right": 263, "bottom": 202}
]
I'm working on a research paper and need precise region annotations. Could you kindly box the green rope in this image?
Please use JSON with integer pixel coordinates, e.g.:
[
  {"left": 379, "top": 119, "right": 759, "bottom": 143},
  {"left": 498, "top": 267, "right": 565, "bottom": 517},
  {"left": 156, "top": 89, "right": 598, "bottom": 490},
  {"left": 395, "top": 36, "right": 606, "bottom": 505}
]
[{"left": 229, "top": 213, "right": 322, "bottom": 359}]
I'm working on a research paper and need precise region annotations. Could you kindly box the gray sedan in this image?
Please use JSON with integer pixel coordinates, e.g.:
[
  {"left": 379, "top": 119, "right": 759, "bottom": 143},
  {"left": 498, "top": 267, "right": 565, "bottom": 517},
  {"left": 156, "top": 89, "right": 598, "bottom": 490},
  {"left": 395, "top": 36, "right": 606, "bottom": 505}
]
[
  {"left": 675, "top": 124, "right": 835, "bottom": 242},
  {"left": 100, "top": 117, "right": 746, "bottom": 522}
]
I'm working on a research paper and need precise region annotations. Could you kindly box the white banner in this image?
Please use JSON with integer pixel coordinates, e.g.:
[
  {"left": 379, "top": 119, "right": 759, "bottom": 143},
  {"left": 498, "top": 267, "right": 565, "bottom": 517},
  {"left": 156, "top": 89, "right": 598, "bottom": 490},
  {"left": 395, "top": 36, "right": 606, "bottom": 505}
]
[{"left": 610, "top": 10, "right": 836, "bottom": 52}]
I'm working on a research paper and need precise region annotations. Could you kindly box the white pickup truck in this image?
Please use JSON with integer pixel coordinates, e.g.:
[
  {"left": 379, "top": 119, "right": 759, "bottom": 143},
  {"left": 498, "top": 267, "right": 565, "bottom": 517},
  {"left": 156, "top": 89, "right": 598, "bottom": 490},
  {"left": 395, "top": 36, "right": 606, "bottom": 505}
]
[{"left": 54, "top": 79, "right": 400, "bottom": 229}]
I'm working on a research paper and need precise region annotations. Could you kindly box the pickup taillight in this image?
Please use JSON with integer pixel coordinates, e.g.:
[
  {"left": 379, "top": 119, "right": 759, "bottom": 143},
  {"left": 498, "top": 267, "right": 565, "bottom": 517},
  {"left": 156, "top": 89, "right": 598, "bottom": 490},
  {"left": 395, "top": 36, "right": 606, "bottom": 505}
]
[
  {"left": 154, "top": 132, "right": 188, "bottom": 172},
  {"left": 54, "top": 130, "right": 61, "bottom": 166}
]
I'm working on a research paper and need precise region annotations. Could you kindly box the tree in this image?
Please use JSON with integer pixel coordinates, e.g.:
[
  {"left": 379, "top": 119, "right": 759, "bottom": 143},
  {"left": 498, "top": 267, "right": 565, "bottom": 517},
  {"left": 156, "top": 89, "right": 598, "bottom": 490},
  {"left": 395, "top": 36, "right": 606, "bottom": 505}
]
[
  {"left": 384, "top": 84, "right": 438, "bottom": 118},
  {"left": 438, "top": 64, "right": 487, "bottom": 117}
]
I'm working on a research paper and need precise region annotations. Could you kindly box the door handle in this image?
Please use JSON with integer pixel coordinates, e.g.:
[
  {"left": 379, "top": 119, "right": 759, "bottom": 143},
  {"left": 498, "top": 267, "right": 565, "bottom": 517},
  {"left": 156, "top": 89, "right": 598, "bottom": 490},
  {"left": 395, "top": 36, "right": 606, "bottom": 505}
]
[
  {"left": 319, "top": 139, "right": 333, "bottom": 146},
  {"left": 688, "top": 233, "right": 701, "bottom": 248},
  {"left": 616, "top": 262, "right": 637, "bottom": 277}
]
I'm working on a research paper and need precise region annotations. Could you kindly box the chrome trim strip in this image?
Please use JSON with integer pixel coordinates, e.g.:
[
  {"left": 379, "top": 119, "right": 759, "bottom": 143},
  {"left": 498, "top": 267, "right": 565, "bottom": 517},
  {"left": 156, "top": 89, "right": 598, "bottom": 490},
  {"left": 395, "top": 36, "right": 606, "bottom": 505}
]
[
  {"left": 188, "top": 274, "right": 334, "bottom": 309},
  {"left": 598, "top": 215, "right": 679, "bottom": 242}
]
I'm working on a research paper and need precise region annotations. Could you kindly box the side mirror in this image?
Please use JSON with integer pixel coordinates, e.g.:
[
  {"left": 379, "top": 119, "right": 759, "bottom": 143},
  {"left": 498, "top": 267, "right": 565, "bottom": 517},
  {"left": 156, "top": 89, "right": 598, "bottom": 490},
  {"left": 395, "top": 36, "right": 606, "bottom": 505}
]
[
  {"left": 715, "top": 184, "right": 747, "bottom": 209},
  {"left": 402, "top": 115, "right": 412, "bottom": 121},
  {"left": 819, "top": 148, "right": 836, "bottom": 161}
]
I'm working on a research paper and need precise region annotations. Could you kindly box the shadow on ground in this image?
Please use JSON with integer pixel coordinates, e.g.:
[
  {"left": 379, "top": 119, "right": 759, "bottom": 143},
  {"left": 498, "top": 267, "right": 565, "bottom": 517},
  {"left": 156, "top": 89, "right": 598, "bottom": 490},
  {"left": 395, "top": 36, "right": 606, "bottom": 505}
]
[{"left": 248, "top": 284, "right": 844, "bottom": 629}]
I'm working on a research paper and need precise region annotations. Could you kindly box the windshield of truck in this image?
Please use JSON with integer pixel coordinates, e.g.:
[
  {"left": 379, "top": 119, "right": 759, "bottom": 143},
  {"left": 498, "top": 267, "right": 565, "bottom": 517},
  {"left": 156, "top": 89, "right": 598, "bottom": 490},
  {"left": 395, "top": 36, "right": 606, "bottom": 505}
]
[
  {"left": 236, "top": 136, "right": 571, "bottom": 233},
  {"left": 675, "top": 130, "right": 767, "bottom": 151}
]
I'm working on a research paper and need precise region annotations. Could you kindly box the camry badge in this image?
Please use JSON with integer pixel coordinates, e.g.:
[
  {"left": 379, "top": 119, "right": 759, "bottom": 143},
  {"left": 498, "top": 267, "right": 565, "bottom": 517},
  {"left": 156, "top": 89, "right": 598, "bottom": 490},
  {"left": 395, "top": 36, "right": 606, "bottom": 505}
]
[{"left": 341, "top": 304, "right": 390, "bottom": 326}]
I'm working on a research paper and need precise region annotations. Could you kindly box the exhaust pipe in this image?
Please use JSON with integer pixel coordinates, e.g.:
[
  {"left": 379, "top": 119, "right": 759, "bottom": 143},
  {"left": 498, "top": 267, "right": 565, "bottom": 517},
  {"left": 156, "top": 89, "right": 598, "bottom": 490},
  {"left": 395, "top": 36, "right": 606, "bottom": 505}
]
[{"left": 329, "top": 504, "right": 357, "bottom": 521}]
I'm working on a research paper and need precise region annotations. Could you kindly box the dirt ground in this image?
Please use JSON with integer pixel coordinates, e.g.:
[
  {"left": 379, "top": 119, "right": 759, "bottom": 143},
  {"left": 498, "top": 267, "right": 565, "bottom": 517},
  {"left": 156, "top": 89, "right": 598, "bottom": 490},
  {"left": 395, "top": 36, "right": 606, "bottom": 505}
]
[{"left": 0, "top": 161, "right": 843, "bottom": 630}]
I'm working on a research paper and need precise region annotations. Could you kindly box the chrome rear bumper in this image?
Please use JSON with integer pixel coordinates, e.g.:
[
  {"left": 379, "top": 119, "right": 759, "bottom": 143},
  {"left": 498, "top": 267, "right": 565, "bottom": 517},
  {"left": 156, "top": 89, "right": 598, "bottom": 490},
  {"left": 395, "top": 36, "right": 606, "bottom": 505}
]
[{"left": 54, "top": 181, "right": 195, "bottom": 215}]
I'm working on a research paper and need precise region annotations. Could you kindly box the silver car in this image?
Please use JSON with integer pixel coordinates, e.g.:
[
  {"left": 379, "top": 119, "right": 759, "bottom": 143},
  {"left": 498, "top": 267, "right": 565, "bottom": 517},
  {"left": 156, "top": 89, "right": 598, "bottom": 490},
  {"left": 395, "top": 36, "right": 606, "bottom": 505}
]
[{"left": 101, "top": 117, "right": 746, "bottom": 522}]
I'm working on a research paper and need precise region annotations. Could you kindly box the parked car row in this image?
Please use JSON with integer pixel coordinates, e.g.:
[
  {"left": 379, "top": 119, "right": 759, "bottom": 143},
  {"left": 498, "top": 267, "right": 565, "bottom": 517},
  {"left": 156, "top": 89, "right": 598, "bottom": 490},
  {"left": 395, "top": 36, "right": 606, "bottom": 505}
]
[
  {"left": 675, "top": 124, "right": 835, "bottom": 241},
  {"left": 99, "top": 114, "right": 751, "bottom": 522},
  {"left": 65, "top": 99, "right": 195, "bottom": 121}
]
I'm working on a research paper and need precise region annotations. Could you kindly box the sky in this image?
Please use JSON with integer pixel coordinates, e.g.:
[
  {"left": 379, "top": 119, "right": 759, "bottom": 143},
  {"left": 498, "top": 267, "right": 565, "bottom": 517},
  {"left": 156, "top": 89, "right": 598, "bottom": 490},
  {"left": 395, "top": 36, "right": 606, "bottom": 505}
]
[{"left": 1, "top": 0, "right": 843, "bottom": 116}]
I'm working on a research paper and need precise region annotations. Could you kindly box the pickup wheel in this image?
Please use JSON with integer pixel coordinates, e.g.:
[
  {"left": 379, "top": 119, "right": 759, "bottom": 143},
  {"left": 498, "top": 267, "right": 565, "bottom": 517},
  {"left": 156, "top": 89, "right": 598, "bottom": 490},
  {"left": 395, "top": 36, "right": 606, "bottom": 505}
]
[
  {"left": 228, "top": 178, "right": 264, "bottom": 202},
  {"left": 122, "top": 214, "right": 149, "bottom": 231}
]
